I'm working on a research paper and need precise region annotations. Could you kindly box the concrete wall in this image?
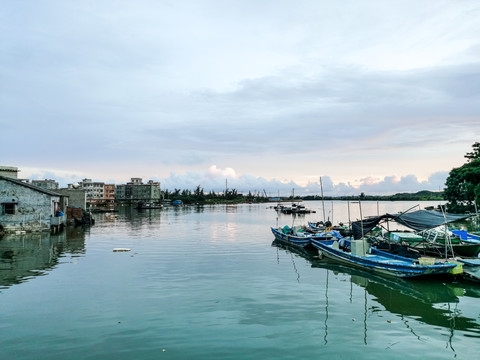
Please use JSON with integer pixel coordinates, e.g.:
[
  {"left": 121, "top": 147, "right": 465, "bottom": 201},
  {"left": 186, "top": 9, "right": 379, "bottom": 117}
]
[
  {"left": 57, "top": 188, "right": 87, "bottom": 209},
  {"left": 0, "top": 179, "right": 62, "bottom": 232}
]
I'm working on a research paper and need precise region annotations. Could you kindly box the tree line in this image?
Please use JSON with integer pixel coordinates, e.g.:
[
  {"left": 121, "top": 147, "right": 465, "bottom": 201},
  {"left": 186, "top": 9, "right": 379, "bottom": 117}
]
[{"left": 162, "top": 186, "right": 270, "bottom": 204}]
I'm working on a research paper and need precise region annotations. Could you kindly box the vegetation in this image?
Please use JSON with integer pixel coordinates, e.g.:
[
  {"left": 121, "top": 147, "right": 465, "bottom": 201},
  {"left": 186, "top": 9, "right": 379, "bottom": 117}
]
[
  {"left": 162, "top": 185, "right": 270, "bottom": 204},
  {"left": 444, "top": 142, "right": 480, "bottom": 213},
  {"left": 161, "top": 186, "right": 444, "bottom": 205}
]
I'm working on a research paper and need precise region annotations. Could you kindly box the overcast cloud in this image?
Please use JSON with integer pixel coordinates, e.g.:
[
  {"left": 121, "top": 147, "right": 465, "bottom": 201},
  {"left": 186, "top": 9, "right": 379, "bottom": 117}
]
[{"left": 1, "top": 0, "right": 479, "bottom": 195}]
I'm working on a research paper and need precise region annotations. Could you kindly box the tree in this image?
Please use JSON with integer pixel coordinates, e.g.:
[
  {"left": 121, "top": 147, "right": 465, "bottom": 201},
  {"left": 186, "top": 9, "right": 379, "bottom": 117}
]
[
  {"left": 464, "top": 142, "right": 480, "bottom": 162},
  {"left": 193, "top": 185, "right": 204, "bottom": 202},
  {"left": 445, "top": 143, "right": 480, "bottom": 213}
]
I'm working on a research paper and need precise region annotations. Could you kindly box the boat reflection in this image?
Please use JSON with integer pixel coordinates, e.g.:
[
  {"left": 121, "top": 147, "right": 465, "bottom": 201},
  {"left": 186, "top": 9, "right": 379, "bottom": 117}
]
[
  {"left": 0, "top": 227, "right": 86, "bottom": 289},
  {"left": 272, "top": 240, "right": 480, "bottom": 337}
]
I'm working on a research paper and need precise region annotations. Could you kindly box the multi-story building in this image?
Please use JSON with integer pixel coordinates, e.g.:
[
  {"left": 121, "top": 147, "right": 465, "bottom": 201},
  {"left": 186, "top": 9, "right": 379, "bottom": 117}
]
[
  {"left": 32, "top": 179, "right": 59, "bottom": 190},
  {"left": 75, "top": 179, "right": 115, "bottom": 207},
  {"left": 115, "top": 178, "right": 161, "bottom": 204},
  {"left": 104, "top": 184, "right": 115, "bottom": 204}
]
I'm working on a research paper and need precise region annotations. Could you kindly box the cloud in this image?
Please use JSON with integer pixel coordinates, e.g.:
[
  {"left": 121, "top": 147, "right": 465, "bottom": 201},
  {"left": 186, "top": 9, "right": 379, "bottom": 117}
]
[
  {"left": 1, "top": 1, "right": 478, "bottom": 188},
  {"left": 20, "top": 163, "right": 449, "bottom": 196},
  {"left": 156, "top": 167, "right": 448, "bottom": 196}
]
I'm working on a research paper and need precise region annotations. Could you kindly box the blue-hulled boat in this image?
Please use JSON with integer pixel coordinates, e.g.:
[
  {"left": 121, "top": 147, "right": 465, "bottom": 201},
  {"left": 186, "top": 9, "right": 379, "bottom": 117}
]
[
  {"left": 311, "top": 238, "right": 459, "bottom": 278},
  {"left": 451, "top": 230, "right": 480, "bottom": 244},
  {"left": 271, "top": 226, "right": 340, "bottom": 248}
]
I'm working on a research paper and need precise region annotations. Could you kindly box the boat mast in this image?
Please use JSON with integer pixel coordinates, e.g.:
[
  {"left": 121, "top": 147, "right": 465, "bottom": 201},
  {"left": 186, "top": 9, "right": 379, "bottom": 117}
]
[
  {"left": 331, "top": 201, "right": 334, "bottom": 226},
  {"left": 440, "top": 205, "right": 455, "bottom": 259},
  {"left": 347, "top": 201, "right": 351, "bottom": 230},
  {"left": 320, "top": 177, "right": 326, "bottom": 223},
  {"left": 359, "top": 199, "right": 364, "bottom": 239}
]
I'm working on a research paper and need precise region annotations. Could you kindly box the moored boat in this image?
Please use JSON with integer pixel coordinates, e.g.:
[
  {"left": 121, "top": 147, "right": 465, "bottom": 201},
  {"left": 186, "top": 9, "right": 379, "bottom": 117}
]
[
  {"left": 352, "top": 209, "right": 480, "bottom": 258},
  {"left": 311, "top": 238, "right": 459, "bottom": 278},
  {"left": 308, "top": 221, "right": 351, "bottom": 237},
  {"left": 135, "top": 201, "right": 163, "bottom": 209},
  {"left": 271, "top": 226, "right": 340, "bottom": 248}
]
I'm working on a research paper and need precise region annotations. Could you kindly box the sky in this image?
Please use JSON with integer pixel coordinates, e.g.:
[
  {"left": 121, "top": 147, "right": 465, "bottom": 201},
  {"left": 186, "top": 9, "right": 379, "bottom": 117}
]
[{"left": 1, "top": 0, "right": 479, "bottom": 196}]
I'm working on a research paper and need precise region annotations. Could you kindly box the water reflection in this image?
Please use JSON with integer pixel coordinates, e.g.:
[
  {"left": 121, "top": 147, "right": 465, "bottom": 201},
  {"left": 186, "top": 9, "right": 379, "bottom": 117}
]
[
  {"left": 272, "top": 240, "right": 480, "bottom": 341},
  {"left": 0, "top": 227, "right": 86, "bottom": 289}
]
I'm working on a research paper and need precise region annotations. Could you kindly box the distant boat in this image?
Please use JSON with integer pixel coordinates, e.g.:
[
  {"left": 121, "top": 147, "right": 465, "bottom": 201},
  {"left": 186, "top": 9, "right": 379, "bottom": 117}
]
[
  {"left": 172, "top": 200, "right": 183, "bottom": 206},
  {"left": 135, "top": 202, "right": 163, "bottom": 210},
  {"left": 277, "top": 203, "right": 315, "bottom": 214}
]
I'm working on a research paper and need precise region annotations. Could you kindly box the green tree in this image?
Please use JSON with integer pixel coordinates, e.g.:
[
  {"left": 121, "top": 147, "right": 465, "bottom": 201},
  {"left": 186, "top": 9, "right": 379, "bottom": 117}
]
[
  {"left": 445, "top": 143, "right": 480, "bottom": 213},
  {"left": 465, "top": 142, "right": 480, "bottom": 162},
  {"left": 193, "top": 185, "right": 204, "bottom": 202}
]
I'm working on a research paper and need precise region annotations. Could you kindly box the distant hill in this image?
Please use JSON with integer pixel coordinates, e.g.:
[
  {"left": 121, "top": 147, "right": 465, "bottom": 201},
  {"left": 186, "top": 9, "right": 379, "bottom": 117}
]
[{"left": 386, "top": 190, "right": 444, "bottom": 201}]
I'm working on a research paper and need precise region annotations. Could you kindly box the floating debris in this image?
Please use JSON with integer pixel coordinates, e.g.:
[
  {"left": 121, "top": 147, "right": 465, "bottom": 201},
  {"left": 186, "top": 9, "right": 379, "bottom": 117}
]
[{"left": 113, "top": 248, "right": 131, "bottom": 252}]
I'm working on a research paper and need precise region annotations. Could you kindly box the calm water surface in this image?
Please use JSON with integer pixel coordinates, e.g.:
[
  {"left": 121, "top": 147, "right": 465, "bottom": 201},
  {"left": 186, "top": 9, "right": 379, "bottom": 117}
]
[{"left": 1, "top": 201, "right": 480, "bottom": 359}]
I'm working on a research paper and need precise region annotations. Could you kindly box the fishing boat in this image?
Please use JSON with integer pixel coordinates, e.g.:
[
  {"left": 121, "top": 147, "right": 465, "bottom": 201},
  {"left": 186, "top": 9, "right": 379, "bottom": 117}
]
[
  {"left": 291, "top": 203, "right": 315, "bottom": 214},
  {"left": 352, "top": 209, "right": 480, "bottom": 257},
  {"left": 457, "top": 258, "right": 480, "bottom": 281},
  {"left": 277, "top": 203, "right": 315, "bottom": 214},
  {"left": 271, "top": 226, "right": 340, "bottom": 248},
  {"left": 308, "top": 221, "right": 352, "bottom": 236},
  {"left": 135, "top": 201, "right": 163, "bottom": 210},
  {"left": 311, "top": 238, "right": 458, "bottom": 278},
  {"left": 451, "top": 230, "right": 480, "bottom": 244}
]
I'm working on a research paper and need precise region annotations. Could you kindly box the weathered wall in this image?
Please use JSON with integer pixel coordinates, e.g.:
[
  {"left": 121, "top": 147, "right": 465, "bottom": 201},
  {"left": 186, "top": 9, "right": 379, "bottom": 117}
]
[
  {"left": 57, "top": 188, "right": 86, "bottom": 209},
  {"left": 0, "top": 179, "right": 60, "bottom": 232}
]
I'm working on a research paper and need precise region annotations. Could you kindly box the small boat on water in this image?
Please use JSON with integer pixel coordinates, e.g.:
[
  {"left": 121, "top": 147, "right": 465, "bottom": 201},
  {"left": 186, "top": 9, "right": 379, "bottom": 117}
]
[
  {"left": 135, "top": 202, "right": 163, "bottom": 210},
  {"left": 275, "top": 203, "right": 315, "bottom": 214},
  {"left": 290, "top": 203, "right": 316, "bottom": 214},
  {"left": 311, "top": 238, "right": 459, "bottom": 278},
  {"left": 271, "top": 226, "right": 341, "bottom": 248},
  {"left": 308, "top": 221, "right": 351, "bottom": 237}
]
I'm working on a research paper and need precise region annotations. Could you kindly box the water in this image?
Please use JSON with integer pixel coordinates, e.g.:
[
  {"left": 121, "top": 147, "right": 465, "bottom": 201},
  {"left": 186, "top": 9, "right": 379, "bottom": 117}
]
[{"left": 1, "top": 201, "right": 479, "bottom": 359}]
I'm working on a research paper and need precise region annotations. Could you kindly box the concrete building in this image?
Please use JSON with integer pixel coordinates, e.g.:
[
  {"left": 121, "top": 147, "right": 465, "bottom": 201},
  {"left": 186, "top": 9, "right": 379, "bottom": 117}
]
[
  {"left": 75, "top": 179, "right": 115, "bottom": 207},
  {"left": 32, "top": 179, "right": 59, "bottom": 190},
  {"left": 78, "top": 178, "right": 104, "bottom": 205},
  {"left": 104, "top": 184, "right": 115, "bottom": 204},
  {"left": 0, "top": 176, "right": 67, "bottom": 233},
  {"left": 115, "top": 178, "right": 161, "bottom": 204},
  {"left": 0, "top": 166, "right": 19, "bottom": 179},
  {"left": 57, "top": 187, "right": 87, "bottom": 210}
]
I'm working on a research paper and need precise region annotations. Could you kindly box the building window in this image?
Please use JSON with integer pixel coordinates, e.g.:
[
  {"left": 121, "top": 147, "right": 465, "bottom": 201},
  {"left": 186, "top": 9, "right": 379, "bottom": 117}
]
[{"left": 2, "top": 203, "right": 16, "bottom": 215}]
